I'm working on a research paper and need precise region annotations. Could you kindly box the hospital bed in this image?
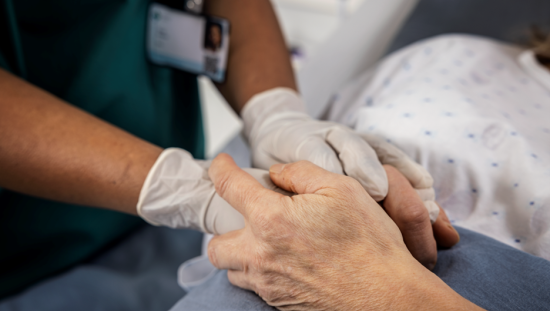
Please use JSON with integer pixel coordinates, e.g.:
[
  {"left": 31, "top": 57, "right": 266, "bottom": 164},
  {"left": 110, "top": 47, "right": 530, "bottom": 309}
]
[
  {"left": 1, "top": 0, "right": 550, "bottom": 310},
  {"left": 298, "top": 0, "right": 550, "bottom": 118}
]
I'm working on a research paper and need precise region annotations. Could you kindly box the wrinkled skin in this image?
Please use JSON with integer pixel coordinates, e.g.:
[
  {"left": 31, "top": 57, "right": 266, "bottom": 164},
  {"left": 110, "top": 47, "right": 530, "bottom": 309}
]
[{"left": 207, "top": 154, "right": 475, "bottom": 311}]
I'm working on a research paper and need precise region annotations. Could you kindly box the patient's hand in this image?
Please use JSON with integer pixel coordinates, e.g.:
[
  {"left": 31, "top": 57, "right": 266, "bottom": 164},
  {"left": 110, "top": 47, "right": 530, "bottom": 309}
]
[
  {"left": 383, "top": 165, "right": 459, "bottom": 269},
  {"left": 207, "top": 154, "right": 480, "bottom": 311}
]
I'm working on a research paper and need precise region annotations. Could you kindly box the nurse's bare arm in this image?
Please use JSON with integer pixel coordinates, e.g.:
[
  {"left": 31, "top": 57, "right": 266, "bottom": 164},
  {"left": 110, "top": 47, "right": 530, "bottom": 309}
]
[
  {"left": 204, "top": 0, "right": 296, "bottom": 112},
  {"left": 0, "top": 68, "right": 161, "bottom": 214}
]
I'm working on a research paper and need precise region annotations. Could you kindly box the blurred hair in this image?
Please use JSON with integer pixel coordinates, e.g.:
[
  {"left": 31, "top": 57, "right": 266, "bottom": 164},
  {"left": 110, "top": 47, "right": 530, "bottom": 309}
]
[{"left": 530, "top": 25, "right": 550, "bottom": 65}]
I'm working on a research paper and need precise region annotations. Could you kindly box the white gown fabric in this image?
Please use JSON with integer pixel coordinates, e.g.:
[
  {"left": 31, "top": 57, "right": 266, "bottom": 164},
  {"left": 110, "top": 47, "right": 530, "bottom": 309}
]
[{"left": 328, "top": 34, "right": 550, "bottom": 260}]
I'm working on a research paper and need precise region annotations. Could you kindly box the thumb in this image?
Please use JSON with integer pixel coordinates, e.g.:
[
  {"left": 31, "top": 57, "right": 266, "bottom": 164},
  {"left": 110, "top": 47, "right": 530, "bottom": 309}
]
[
  {"left": 209, "top": 154, "right": 280, "bottom": 219},
  {"left": 269, "top": 160, "right": 355, "bottom": 195}
]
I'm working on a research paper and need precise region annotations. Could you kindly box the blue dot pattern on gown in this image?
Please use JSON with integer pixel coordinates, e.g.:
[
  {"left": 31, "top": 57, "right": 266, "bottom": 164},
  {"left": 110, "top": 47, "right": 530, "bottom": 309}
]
[{"left": 328, "top": 34, "right": 550, "bottom": 260}]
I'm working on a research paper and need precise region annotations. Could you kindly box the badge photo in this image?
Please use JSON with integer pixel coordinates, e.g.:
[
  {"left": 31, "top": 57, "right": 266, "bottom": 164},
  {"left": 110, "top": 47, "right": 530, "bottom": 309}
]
[{"left": 147, "top": 3, "right": 230, "bottom": 82}]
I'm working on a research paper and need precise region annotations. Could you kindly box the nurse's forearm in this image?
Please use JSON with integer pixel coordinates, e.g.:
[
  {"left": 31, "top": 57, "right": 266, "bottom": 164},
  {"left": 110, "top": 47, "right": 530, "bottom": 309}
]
[
  {"left": 204, "top": 0, "right": 296, "bottom": 112},
  {"left": 0, "top": 68, "right": 162, "bottom": 214}
]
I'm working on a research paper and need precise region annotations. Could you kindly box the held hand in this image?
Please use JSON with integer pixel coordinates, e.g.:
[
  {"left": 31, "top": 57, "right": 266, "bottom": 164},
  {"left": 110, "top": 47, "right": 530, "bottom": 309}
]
[
  {"left": 242, "top": 88, "right": 438, "bottom": 222},
  {"left": 382, "top": 165, "right": 459, "bottom": 269},
  {"left": 206, "top": 166, "right": 459, "bottom": 268},
  {"left": 207, "top": 155, "right": 479, "bottom": 310},
  {"left": 208, "top": 154, "right": 408, "bottom": 310}
]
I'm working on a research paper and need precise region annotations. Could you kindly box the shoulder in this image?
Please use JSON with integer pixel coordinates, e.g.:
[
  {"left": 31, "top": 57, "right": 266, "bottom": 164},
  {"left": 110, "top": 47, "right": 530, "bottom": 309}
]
[
  {"left": 402, "top": 34, "right": 522, "bottom": 57},
  {"left": 377, "top": 34, "right": 522, "bottom": 72}
]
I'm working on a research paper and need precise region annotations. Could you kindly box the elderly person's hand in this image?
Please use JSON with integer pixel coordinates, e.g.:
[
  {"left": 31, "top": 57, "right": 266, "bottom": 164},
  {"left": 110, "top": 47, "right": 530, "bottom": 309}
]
[
  {"left": 207, "top": 154, "right": 478, "bottom": 310},
  {"left": 204, "top": 163, "right": 459, "bottom": 269}
]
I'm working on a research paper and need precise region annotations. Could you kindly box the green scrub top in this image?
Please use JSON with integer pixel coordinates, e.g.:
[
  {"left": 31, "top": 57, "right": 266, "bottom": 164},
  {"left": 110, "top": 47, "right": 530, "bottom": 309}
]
[{"left": 0, "top": 0, "right": 205, "bottom": 298}]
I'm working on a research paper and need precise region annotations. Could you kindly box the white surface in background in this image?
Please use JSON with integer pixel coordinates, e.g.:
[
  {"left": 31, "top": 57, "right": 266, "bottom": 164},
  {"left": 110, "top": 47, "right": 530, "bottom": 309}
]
[
  {"left": 201, "top": 0, "right": 353, "bottom": 158},
  {"left": 274, "top": 0, "right": 365, "bottom": 16},
  {"left": 297, "top": 0, "right": 420, "bottom": 118},
  {"left": 272, "top": 0, "right": 366, "bottom": 68},
  {"left": 198, "top": 76, "right": 242, "bottom": 159}
]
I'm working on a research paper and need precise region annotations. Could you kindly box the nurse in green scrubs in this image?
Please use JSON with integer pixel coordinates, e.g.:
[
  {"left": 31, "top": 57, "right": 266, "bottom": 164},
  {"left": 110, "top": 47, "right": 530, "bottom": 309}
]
[
  {"left": 0, "top": 0, "right": 438, "bottom": 303},
  {"left": 0, "top": 0, "right": 295, "bottom": 297}
]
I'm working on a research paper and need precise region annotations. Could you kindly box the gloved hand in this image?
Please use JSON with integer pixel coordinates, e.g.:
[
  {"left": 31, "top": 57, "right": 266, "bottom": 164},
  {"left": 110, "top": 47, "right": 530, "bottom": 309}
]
[
  {"left": 137, "top": 148, "right": 290, "bottom": 233},
  {"left": 242, "top": 88, "right": 439, "bottom": 222},
  {"left": 357, "top": 133, "right": 440, "bottom": 223}
]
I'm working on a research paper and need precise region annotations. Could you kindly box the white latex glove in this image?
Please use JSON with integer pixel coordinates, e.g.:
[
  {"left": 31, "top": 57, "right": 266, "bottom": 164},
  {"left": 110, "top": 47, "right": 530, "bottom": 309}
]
[
  {"left": 358, "top": 133, "right": 439, "bottom": 223},
  {"left": 242, "top": 88, "right": 439, "bottom": 222},
  {"left": 137, "top": 148, "right": 289, "bottom": 233}
]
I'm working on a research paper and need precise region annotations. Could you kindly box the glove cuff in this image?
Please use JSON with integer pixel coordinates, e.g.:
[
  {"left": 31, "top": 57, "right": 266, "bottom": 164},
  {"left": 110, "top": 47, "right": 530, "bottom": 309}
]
[
  {"left": 241, "top": 87, "right": 307, "bottom": 142},
  {"left": 137, "top": 148, "right": 215, "bottom": 231}
]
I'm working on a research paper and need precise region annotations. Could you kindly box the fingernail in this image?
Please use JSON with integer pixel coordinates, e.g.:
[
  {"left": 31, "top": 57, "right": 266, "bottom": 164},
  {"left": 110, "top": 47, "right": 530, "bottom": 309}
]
[{"left": 270, "top": 163, "right": 285, "bottom": 174}]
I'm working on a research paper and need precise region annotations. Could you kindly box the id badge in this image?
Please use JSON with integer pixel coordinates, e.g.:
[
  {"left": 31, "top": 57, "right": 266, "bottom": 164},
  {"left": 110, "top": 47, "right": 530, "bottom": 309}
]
[{"left": 147, "top": 2, "right": 230, "bottom": 82}]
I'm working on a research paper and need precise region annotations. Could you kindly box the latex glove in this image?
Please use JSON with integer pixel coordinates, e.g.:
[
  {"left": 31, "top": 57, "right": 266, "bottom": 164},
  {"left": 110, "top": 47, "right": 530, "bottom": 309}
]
[
  {"left": 358, "top": 133, "right": 439, "bottom": 223},
  {"left": 242, "top": 87, "right": 439, "bottom": 222},
  {"left": 137, "top": 148, "right": 289, "bottom": 233}
]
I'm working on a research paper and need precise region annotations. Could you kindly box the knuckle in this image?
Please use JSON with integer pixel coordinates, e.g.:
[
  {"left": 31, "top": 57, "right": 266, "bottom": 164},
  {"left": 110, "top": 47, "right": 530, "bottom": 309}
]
[
  {"left": 250, "top": 209, "right": 286, "bottom": 240},
  {"left": 400, "top": 202, "right": 430, "bottom": 228},
  {"left": 255, "top": 282, "right": 272, "bottom": 301},
  {"left": 337, "top": 176, "right": 365, "bottom": 196},
  {"left": 251, "top": 249, "right": 275, "bottom": 275},
  {"left": 255, "top": 275, "right": 281, "bottom": 304}
]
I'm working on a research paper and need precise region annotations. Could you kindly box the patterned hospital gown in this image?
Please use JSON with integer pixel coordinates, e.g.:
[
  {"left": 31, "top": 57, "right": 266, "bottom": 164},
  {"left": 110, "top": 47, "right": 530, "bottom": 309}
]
[{"left": 328, "top": 34, "right": 550, "bottom": 260}]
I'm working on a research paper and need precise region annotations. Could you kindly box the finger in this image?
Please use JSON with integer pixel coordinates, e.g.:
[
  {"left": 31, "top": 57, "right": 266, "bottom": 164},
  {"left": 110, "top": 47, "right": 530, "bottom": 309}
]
[
  {"left": 209, "top": 153, "right": 282, "bottom": 218},
  {"left": 383, "top": 165, "right": 437, "bottom": 269},
  {"left": 432, "top": 204, "right": 460, "bottom": 248},
  {"left": 269, "top": 160, "right": 354, "bottom": 196},
  {"left": 227, "top": 270, "right": 254, "bottom": 291},
  {"left": 295, "top": 137, "right": 344, "bottom": 175},
  {"left": 326, "top": 127, "right": 388, "bottom": 201},
  {"left": 359, "top": 133, "right": 433, "bottom": 189},
  {"left": 207, "top": 228, "right": 247, "bottom": 270}
]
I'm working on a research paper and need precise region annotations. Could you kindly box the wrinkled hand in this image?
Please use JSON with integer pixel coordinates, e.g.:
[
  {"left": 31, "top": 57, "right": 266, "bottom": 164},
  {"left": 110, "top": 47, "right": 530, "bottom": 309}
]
[
  {"left": 207, "top": 164, "right": 458, "bottom": 269},
  {"left": 242, "top": 88, "right": 439, "bottom": 222},
  {"left": 207, "top": 154, "right": 465, "bottom": 310}
]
